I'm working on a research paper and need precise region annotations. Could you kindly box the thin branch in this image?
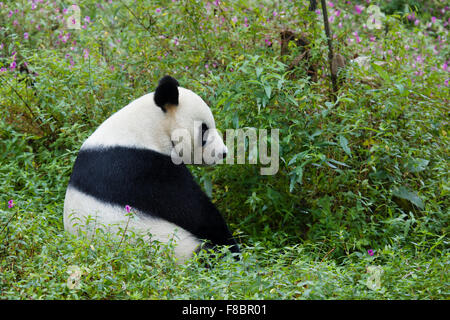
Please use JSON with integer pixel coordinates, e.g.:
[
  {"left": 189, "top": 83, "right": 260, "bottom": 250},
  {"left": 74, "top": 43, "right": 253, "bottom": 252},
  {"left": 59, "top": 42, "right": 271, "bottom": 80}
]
[
  {"left": 0, "top": 73, "right": 43, "bottom": 127},
  {"left": 320, "top": 0, "right": 338, "bottom": 100}
]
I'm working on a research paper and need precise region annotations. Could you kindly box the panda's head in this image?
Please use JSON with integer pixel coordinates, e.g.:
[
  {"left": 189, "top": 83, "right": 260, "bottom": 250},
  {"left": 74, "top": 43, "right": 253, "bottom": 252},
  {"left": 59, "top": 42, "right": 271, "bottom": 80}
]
[{"left": 154, "top": 75, "right": 227, "bottom": 165}]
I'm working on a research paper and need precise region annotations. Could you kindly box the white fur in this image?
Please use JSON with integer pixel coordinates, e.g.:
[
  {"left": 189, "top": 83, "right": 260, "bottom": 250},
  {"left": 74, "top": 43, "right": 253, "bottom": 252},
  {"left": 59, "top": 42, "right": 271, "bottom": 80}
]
[
  {"left": 81, "top": 87, "right": 228, "bottom": 162},
  {"left": 64, "top": 186, "right": 201, "bottom": 263},
  {"left": 64, "top": 87, "right": 227, "bottom": 263}
]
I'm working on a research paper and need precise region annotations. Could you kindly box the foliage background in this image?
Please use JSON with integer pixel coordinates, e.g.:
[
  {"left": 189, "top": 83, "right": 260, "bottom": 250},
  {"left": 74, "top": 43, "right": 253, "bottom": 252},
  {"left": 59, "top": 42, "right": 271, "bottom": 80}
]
[{"left": 0, "top": 0, "right": 448, "bottom": 299}]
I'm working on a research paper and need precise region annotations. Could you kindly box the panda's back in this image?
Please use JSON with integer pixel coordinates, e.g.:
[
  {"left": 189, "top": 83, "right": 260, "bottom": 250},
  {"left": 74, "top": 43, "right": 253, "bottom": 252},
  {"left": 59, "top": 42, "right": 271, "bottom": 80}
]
[{"left": 65, "top": 146, "right": 236, "bottom": 253}]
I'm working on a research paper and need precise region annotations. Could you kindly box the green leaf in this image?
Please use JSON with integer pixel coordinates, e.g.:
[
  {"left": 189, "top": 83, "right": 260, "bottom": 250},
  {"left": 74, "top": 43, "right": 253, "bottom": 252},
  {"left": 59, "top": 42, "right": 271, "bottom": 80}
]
[
  {"left": 339, "top": 135, "right": 352, "bottom": 157},
  {"left": 393, "top": 186, "right": 424, "bottom": 210},
  {"left": 405, "top": 158, "right": 429, "bottom": 173},
  {"left": 264, "top": 85, "right": 271, "bottom": 99},
  {"left": 256, "top": 67, "right": 263, "bottom": 78},
  {"left": 232, "top": 113, "right": 239, "bottom": 129},
  {"left": 371, "top": 63, "right": 391, "bottom": 84},
  {"left": 203, "top": 177, "right": 212, "bottom": 198}
]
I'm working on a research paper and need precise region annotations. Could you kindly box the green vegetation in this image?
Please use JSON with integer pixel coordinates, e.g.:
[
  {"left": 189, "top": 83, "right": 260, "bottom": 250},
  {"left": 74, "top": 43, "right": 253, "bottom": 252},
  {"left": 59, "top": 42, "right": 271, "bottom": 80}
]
[{"left": 0, "top": 0, "right": 448, "bottom": 299}]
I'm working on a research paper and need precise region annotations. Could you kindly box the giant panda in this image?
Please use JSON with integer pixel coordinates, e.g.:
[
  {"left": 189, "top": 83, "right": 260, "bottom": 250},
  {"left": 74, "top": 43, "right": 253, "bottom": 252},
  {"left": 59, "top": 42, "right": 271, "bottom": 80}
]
[{"left": 64, "top": 75, "right": 240, "bottom": 263}]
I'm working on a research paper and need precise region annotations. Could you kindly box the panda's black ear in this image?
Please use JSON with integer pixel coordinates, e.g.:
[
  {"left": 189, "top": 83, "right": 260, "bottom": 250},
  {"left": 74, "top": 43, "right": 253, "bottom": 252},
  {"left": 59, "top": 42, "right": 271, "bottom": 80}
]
[{"left": 154, "top": 75, "right": 179, "bottom": 112}]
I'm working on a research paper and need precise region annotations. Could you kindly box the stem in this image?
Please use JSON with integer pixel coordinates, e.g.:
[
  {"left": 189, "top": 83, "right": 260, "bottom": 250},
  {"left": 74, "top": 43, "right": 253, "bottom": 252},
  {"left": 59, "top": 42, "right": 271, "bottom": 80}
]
[
  {"left": 320, "top": 0, "right": 338, "bottom": 100},
  {"left": 0, "top": 73, "right": 44, "bottom": 127},
  {"left": 117, "top": 215, "right": 131, "bottom": 250}
]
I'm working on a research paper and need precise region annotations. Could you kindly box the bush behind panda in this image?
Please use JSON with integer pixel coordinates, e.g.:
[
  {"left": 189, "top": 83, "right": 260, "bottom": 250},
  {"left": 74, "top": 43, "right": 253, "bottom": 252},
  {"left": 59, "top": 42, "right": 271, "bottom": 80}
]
[{"left": 64, "top": 76, "right": 240, "bottom": 263}]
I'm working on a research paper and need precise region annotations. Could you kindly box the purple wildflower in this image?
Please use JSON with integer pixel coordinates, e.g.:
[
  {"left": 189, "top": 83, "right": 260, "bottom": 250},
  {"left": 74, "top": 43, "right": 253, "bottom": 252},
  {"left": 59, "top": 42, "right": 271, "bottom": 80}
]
[
  {"left": 354, "top": 31, "right": 361, "bottom": 43},
  {"left": 368, "top": 249, "right": 374, "bottom": 256},
  {"left": 83, "top": 48, "right": 89, "bottom": 59},
  {"left": 8, "top": 199, "right": 14, "bottom": 208},
  {"left": 125, "top": 205, "right": 131, "bottom": 213},
  {"left": 354, "top": 5, "right": 363, "bottom": 14}
]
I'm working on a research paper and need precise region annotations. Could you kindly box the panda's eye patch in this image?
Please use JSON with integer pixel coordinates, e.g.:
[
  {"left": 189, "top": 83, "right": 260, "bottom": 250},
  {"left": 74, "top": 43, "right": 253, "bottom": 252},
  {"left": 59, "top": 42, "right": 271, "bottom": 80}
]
[{"left": 201, "top": 123, "right": 208, "bottom": 147}]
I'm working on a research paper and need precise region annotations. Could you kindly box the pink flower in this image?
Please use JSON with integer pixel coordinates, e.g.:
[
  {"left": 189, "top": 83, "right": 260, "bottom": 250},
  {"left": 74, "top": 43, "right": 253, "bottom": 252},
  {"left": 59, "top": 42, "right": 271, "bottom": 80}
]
[
  {"left": 155, "top": 8, "right": 161, "bottom": 13},
  {"left": 368, "top": 249, "right": 374, "bottom": 256},
  {"left": 264, "top": 39, "right": 272, "bottom": 46},
  {"left": 83, "top": 48, "right": 89, "bottom": 59},
  {"left": 442, "top": 61, "right": 448, "bottom": 71},
  {"left": 85, "top": 16, "right": 91, "bottom": 23},
  {"left": 354, "top": 31, "right": 361, "bottom": 43},
  {"left": 62, "top": 33, "right": 71, "bottom": 43},
  {"left": 8, "top": 199, "right": 14, "bottom": 208},
  {"left": 431, "top": 16, "right": 436, "bottom": 24},
  {"left": 354, "top": 5, "right": 363, "bottom": 14},
  {"left": 10, "top": 61, "right": 16, "bottom": 70},
  {"left": 0, "top": 67, "right": 6, "bottom": 73},
  {"left": 125, "top": 205, "right": 131, "bottom": 213},
  {"left": 231, "top": 16, "right": 237, "bottom": 23},
  {"left": 24, "top": 32, "right": 29, "bottom": 39}
]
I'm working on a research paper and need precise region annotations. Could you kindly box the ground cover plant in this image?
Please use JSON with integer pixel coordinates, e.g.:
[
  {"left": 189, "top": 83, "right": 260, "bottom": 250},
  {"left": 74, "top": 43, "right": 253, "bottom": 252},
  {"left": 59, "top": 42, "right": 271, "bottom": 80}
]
[{"left": 0, "top": 0, "right": 448, "bottom": 299}]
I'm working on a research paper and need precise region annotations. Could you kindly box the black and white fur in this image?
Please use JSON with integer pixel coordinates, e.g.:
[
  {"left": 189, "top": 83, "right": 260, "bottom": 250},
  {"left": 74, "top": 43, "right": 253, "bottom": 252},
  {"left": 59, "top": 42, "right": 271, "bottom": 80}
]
[{"left": 64, "top": 76, "right": 239, "bottom": 263}]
